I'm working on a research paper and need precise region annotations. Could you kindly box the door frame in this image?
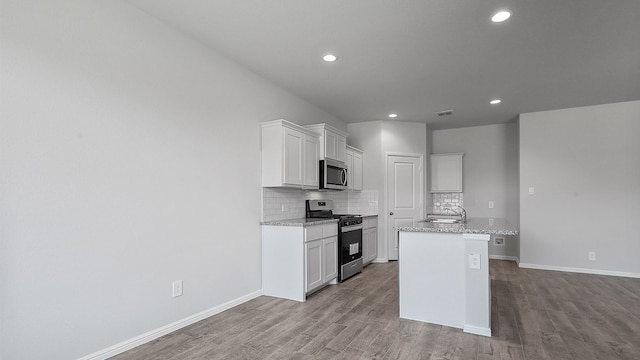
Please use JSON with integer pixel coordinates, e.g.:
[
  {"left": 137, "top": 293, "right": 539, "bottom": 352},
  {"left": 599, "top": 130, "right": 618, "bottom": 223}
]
[{"left": 384, "top": 152, "right": 425, "bottom": 261}]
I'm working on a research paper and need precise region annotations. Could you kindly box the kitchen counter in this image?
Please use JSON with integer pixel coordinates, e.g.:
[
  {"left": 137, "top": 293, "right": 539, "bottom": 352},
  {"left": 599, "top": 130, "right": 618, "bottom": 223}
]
[
  {"left": 395, "top": 217, "right": 518, "bottom": 236},
  {"left": 396, "top": 217, "right": 505, "bottom": 337},
  {"left": 260, "top": 218, "right": 338, "bottom": 227},
  {"left": 261, "top": 214, "right": 377, "bottom": 227}
]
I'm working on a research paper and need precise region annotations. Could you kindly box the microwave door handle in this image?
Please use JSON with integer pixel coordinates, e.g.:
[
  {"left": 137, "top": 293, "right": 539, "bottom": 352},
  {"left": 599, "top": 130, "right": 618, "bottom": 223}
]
[{"left": 341, "top": 169, "right": 347, "bottom": 186}]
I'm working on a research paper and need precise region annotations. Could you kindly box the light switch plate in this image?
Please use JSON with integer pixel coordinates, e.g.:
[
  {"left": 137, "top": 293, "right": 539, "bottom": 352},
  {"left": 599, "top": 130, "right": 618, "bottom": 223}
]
[
  {"left": 172, "top": 280, "right": 183, "bottom": 297},
  {"left": 528, "top": 187, "right": 535, "bottom": 195}
]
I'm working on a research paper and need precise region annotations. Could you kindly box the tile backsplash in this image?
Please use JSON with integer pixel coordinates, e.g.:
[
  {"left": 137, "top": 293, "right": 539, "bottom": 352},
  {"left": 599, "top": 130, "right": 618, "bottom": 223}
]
[
  {"left": 262, "top": 188, "right": 379, "bottom": 221},
  {"left": 430, "top": 192, "right": 464, "bottom": 214}
]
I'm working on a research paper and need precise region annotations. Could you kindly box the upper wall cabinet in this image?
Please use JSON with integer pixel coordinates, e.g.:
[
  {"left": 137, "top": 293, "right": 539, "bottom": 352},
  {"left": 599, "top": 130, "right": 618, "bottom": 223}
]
[
  {"left": 345, "top": 145, "right": 363, "bottom": 191},
  {"left": 430, "top": 153, "right": 464, "bottom": 193},
  {"left": 261, "top": 119, "right": 319, "bottom": 189},
  {"left": 305, "top": 124, "right": 348, "bottom": 163}
]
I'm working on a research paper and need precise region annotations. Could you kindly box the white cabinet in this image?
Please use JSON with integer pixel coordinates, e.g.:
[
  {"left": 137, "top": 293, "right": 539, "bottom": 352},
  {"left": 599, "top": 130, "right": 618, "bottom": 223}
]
[
  {"left": 323, "top": 236, "right": 338, "bottom": 282},
  {"left": 325, "top": 130, "right": 338, "bottom": 161},
  {"left": 345, "top": 145, "right": 363, "bottom": 191},
  {"left": 430, "top": 153, "right": 464, "bottom": 193},
  {"left": 305, "top": 124, "right": 348, "bottom": 163},
  {"left": 262, "top": 221, "right": 338, "bottom": 302},
  {"left": 261, "top": 119, "right": 319, "bottom": 189},
  {"left": 305, "top": 240, "right": 323, "bottom": 293},
  {"left": 337, "top": 136, "right": 347, "bottom": 163},
  {"left": 304, "top": 223, "right": 339, "bottom": 294},
  {"left": 283, "top": 127, "right": 303, "bottom": 185},
  {"left": 303, "top": 134, "right": 320, "bottom": 188},
  {"left": 362, "top": 216, "right": 378, "bottom": 265}
]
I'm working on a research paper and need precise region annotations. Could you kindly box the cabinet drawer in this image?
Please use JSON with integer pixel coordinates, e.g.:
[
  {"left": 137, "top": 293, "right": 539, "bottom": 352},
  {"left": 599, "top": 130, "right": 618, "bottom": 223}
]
[
  {"left": 323, "top": 223, "right": 338, "bottom": 237},
  {"left": 364, "top": 217, "right": 378, "bottom": 229},
  {"left": 305, "top": 225, "right": 323, "bottom": 242}
]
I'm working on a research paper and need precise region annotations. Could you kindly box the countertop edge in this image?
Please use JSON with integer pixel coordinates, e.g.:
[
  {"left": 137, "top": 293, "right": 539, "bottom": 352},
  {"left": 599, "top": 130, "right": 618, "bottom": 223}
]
[
  {"left": 395, "top": 227, "right": 518, "bottom": 236},
  {"left": 260, "top": 218, "right": 339, "bottom": 227},
  {"left": 395, "top": 217, "right": 518, "bottom": 236}
]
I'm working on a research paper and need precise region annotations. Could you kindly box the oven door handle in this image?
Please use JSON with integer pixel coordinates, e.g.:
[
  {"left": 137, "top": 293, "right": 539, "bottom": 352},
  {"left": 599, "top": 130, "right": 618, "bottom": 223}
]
[{"left": 341, "top": 224, "right": 363, "bottom": 232}]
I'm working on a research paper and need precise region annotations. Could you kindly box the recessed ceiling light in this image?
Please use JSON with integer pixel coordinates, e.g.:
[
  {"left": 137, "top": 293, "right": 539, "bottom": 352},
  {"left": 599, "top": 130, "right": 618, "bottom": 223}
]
[
  {"left": 491, "top": 10, "right": 512, "bottom": 23},
  {"left": 490, "top": 99, "right": 502, "bottom": 105},
  {"left": 323, "top": 54, "right": 337, "bottom": 62},
  {"left": 388, "top": 113, "right": 398, "bottom": 118}
]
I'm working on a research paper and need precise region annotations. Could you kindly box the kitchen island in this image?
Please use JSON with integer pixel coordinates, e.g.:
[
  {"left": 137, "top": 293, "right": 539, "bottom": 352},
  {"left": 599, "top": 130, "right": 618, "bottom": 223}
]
[{"left": 395, "top": 217, "right": 518, "bottom": 337}]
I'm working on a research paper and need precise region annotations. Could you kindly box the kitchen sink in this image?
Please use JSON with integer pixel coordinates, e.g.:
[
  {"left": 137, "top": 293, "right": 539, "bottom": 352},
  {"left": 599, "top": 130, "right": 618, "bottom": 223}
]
[{"left": 423, "top": 218, "right": 462, "bottom": 224}]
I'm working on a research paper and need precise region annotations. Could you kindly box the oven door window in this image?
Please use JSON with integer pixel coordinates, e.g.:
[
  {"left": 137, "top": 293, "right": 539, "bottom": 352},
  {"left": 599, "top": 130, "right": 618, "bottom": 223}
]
[{"left": 341, "top": 228, "right": 362, "bottom": 262}]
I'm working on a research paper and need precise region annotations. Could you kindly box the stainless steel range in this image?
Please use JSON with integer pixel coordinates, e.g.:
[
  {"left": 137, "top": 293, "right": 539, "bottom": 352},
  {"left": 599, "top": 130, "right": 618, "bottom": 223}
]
[{"left": 306, "top": 200, "right": 363, "bottom": 282}]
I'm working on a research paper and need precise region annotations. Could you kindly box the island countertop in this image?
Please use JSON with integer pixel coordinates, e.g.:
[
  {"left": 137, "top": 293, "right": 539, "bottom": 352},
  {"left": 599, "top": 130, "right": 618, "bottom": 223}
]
[{"left": 395, "top": 217, "right": 518, "bottom": 236}]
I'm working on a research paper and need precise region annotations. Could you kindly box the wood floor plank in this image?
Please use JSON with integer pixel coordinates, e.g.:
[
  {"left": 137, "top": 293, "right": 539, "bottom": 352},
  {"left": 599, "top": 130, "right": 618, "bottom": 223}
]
[{"left": 110, "top": 260, "right": 640, "bottom": 360}]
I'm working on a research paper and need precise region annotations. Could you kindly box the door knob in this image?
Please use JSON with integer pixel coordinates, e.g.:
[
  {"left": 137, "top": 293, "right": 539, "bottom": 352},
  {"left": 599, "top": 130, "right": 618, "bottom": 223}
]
[{"left": 389, "top": 212, "right": 394, "bottom": 215}]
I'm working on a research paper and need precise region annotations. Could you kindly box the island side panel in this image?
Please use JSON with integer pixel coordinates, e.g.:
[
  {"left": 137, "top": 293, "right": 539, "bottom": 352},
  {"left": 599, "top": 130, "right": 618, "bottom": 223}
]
[
  {"left": 262, "top": 225, "right": 305, "bottom": 302},
  {"left": 463, "top": 233, "right": 491, "bottom": 336},
  {"left": 398, "top": 231, "right": 465, "bottom": 329}
]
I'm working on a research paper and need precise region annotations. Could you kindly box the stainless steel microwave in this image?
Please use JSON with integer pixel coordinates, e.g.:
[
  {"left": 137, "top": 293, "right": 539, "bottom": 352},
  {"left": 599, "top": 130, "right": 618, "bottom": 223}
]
[{"left": 320, "top": 158, "right": 347, "bottom": 190}]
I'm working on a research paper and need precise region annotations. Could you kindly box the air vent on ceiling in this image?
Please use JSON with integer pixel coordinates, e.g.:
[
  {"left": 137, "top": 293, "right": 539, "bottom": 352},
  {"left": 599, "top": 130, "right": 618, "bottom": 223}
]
[{"left": 435, "top": 110, "right": 454, "bottom": 117}]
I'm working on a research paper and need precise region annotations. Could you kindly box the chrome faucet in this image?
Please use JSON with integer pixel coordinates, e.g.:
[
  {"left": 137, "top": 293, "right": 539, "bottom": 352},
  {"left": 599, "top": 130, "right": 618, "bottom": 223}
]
[{"left": 445, "top": 206, "right": 467, "bottom": 222}]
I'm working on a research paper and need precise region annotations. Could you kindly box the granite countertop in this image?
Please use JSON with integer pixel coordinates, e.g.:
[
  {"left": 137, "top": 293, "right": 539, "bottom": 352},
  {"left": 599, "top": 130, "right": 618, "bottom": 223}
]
[
  {"left": 395, "top": 217, "right": 518, "bottom": 236},
  {"left": 260, "top": 218, "right": 339, "bottom": 227}
]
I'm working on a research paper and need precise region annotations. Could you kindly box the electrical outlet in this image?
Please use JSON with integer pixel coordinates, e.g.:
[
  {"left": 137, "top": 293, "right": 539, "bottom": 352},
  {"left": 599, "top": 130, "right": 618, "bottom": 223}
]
[
  {"left": 528, "top": 187, "right": 535, "bottom": 195},
  {"left": 172, "top": 280, "right": 183, "bottom": 297},
  {"left": 588, "top": 252, "right": 596, "bottom": 261},
  {"left": 469, "top": 254, "right": 481, "bottom": 270},
  {"left": 488, "top": 201, "right": 494, "bottom": 209},
  {"left": 494, "top": 237, "right": 505, "bottom": 246}
]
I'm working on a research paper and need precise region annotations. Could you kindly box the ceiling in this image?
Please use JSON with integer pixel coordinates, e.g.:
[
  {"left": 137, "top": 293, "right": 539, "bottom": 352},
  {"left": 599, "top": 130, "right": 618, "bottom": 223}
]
[{"left": 128, "top": 0, "right": 640, "bottom": 130}]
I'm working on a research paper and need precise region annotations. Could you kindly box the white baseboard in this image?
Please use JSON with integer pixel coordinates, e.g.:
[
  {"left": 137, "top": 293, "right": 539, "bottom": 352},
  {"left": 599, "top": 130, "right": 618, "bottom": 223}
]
[
  {"left": 489, "top": 255, "right": 520, "bottom": 265},
  {"left": 463, "top": 324, "right": 491, "bottom": 337},
  {"left": 372, "top": 257, "right": 389, "bottom": 263},
  {"left": 78, "top": 290, "right": 263, "bottom": 360},
  {"left": 518, "top": 263, "right": 640, "bottom": 279}
]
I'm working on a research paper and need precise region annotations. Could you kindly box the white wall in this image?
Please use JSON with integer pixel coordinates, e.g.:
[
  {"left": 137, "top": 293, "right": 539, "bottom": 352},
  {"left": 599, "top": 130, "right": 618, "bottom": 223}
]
[
  {"left": 0, "top": 1, "right": 346, "bottom": 359},
  {"left": 348, "top": 121, "right": 427, "bottom": 261},
  {"left": 519, "top": 101, "right": 640, "bottom": 275},
  {"left": 431, "top": 124, "right": 520, "bottom": 259}
]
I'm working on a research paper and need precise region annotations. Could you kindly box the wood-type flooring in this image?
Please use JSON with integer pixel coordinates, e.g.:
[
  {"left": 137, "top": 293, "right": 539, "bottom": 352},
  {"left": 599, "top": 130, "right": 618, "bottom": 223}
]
[{"left": 111, "top": 260, "right": 640, "bottom": 359}]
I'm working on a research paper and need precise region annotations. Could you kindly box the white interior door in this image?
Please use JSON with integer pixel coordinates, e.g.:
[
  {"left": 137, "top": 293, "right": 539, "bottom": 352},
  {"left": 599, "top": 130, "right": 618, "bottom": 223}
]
[{"left": 387, "top": 154, "right": 423, "bottom": 260}]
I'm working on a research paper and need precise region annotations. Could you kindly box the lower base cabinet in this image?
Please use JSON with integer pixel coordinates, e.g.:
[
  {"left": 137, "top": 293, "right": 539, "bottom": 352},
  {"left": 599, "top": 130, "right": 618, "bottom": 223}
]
[
  {"left": 305, "top": 225, "right": 338, "bottom": 293},
  {"left": 323, "top": 236, "right": 338, "bottom": 282},
  {"left": 362, "top": 216, "right": 378, "bottom": 265},
  {"left": 262, "top": 222, "right": 338, "bottom": 302},
  {"left": 305, "top": 240, "right": 323, "bottom": 292},
  {"left": 304, "top": 236, "right": 338, "bottom": 293}
]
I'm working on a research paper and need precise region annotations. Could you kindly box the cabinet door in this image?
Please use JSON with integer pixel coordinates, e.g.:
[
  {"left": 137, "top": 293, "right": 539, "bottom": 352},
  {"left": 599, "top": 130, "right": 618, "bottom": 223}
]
[
  {"left": 345, "top": 150, "right": 354, "bottom": 190},
  {"left": 303, "top": 134, "right": 319, "bottom": 188},
  {"left": 367, "top": 228, "right": 377, "bottom": 263},
  {"left": 323, "top": 236, "right": 338, "bottom": 282},
  {"left": 305, "top": 240, "right": 323, "bottom": 293},
  {"left": 324, "top": 130, "right": 338, "bottom": 161},
  {"left": 430, "top": 154, "right": 463, "bottom": 192},
  {"left": 362, "top": 229, "right": 370, "bottom": 263},
  {"left": 353, "top": 151, "right": 363, "bottom": 191},
  {"left": 283, "top": 128, "right": 304, "bottom": 186},
  {"left": 336, "top": 136, "right": 347, "bottom": 162}
]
